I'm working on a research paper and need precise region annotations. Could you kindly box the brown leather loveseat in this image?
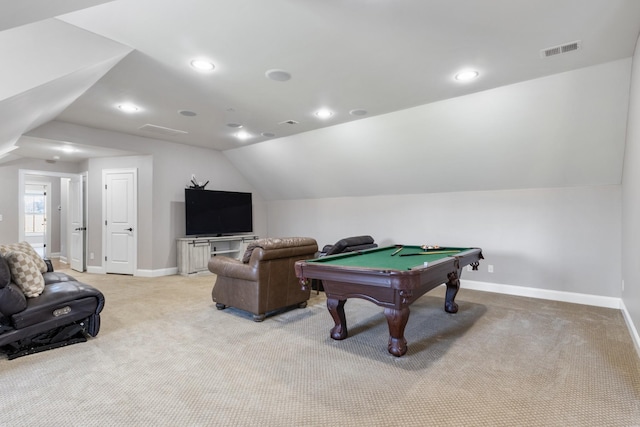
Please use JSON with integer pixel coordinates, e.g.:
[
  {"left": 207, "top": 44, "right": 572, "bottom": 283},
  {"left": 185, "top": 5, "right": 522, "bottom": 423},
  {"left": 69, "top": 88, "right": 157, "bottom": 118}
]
[{"left": 208, "top": 237, "right": 317, "bottom": 321}]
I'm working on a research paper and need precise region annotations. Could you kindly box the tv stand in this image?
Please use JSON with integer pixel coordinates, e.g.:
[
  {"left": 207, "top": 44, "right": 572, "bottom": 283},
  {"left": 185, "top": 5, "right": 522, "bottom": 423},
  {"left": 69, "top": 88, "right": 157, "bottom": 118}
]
[{"left": 177, "top": 234, "right": 258, "bottom": 276}]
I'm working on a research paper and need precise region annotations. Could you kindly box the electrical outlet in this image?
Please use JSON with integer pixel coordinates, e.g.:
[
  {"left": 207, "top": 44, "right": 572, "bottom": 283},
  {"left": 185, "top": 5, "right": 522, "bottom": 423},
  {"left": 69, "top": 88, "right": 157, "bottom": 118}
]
[
  {"left": 467, "top": 265, "right": 472, "bottom": 272},
  {"left": 90, "top": 252, "right": 95, "bottom": 260},
  {"left": 488, "top": 265, "right": 494, "bottom": 273},
  {"left": 0, "top": 214, "right": 3, "bottom": 221}
]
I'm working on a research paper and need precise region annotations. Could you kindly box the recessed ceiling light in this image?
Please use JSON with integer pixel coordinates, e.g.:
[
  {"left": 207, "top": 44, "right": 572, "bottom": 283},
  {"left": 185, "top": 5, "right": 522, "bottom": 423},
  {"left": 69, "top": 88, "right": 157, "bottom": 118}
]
[
  {"left": 235, "top": 130, "right": 251, "bottom": 140},
  {"left": 315, "top": 109, "right": 333, "bottom": 119},
  {"left": 52, "top": 155, "right": 60, "bottom": 160},
  {"left": 454, "top": 70, "right": 479, "bottom": 82},
  {"left": 226, "top": 123, "right": 243, "bottom": 128},
  {"left": 265, "top": 69, "right": 291, "bottom": 81},
  {"left": 349, "top": 109, "right": 368, "bottom": 116},
  {"left": 57, "top": 146, "right": 76, "bottom": 153},
  {"left": 118, "top": 103, "right": 140, "bottom": 113},
  {"left": 190, "top": 59, "right": 215, "bottom": 71},
  {"left": 179, "top": 110, "right": 197, "bottom": 117},
  {"left": 261, "top": 132, "right": 276, "bottom": 138}
]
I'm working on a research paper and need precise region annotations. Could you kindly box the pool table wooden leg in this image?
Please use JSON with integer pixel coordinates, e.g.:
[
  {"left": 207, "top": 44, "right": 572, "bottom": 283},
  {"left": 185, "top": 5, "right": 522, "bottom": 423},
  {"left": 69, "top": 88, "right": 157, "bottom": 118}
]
[
  {"left": 444, "top": 271, "right": 460, "bottom": 313},
  {"left": 327, "top": 297, "right": 348, "bottom": 340},
  {"left": 384, "top": 306, "right": 410, "bottom": 357}
]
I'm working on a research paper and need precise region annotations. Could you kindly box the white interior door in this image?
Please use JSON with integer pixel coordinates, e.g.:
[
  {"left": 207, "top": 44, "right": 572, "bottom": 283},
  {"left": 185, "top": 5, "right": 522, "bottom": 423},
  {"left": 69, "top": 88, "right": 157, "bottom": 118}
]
[
  {"left": 69, "top": 174, "right": 85, "bottom": 272},
  {"left": 104, "top": 169, "right": 137, "bottom": 275}
]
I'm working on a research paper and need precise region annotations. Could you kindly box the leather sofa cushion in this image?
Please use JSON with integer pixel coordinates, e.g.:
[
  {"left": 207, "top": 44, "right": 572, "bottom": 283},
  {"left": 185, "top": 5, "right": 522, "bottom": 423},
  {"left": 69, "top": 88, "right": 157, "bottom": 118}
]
[
  {"left": 324, "top": 235, "right": 376, "bottom": 256},
  {"left": 0, "top": 242, "right": 47, "bottom": 274},
  {"left": 4, "top": 251, "right": 45, "bottom": 298}
]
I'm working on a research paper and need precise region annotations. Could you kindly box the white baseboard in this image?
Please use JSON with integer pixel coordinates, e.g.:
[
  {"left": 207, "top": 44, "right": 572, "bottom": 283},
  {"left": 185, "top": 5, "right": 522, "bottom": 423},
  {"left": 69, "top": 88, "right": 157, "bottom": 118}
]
[
  {"left": 460, "top": 279, "right": 621, "bottom": 309},
  {"left": 620, "top": 300, "right": 640, "bottom": 359},
  {"left": 135, "top": 267, "right": 178, "bottom": 277},
  {"left": 87, "top": 265, "right": 105, "bottom": 275}
]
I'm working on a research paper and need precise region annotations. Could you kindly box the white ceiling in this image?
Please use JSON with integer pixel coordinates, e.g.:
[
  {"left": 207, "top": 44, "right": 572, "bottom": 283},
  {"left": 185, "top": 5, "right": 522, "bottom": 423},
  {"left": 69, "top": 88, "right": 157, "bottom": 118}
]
[{"left": 1, "top": 0, "right": 640, "bottom": 162}]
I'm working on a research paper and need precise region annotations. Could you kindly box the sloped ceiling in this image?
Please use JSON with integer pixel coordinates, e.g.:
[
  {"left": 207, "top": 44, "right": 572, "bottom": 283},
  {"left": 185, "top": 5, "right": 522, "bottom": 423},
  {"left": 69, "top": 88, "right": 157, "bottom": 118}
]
[
  {"left": 0, "top": 1, "right": 639, "bottom": 198},
  {"left": 53, "top": 0, "right": 640, "bottom": 151},
  {"left": 0, "top": 17, "right": 132, "bottom": 161},
  {"left": 0, "top": 0, "right": 115, "bottom": 32},
  {"left": 225, "top": 59, "right": 631, "bottom": 199}
]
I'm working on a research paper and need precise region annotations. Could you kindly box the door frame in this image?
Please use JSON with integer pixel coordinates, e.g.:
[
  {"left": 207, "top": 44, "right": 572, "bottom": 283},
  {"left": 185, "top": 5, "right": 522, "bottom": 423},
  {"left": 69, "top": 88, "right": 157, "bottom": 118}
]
[
  {"left": 21, "top": 180, "right": 51, "bottom": 257},
  {"left": 67, "top": 173, "right": 86, "bottom": 272},
  {"left": 19, "top": 169, "right": 88, "bottom": 265},
  {"left": 101, "top": 168, "right": 138, "bottom": 275}
]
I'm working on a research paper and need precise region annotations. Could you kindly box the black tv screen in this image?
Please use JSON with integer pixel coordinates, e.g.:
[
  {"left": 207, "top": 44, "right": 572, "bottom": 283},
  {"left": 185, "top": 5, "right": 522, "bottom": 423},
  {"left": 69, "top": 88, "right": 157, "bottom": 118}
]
[{"left": 185, "top": 189, "right": 253, "bottom": 236}]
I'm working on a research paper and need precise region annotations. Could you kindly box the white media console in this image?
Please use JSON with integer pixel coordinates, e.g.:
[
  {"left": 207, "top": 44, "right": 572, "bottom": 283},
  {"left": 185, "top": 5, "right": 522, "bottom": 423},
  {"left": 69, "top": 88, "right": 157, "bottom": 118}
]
[{"left": 177, "top": 234, "right": 259, "bottom": 276}]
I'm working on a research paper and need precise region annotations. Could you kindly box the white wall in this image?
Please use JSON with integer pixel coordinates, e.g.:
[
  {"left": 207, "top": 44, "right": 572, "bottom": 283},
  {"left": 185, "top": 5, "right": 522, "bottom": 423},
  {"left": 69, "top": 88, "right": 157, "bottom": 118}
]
[
  {"left": 85, "top": 155, "right": 153, "bottom": 270},
  {"left": 621, "top": 34, "right": 640, "bottom": 345},
  {"left": 28, "top": 121, "right": 267, "bottom": 273},
  {"left": 268, "top": 185, "right": 621, "bottom": 298},
  {"left": 233, "top": 59, "right": 631, "bottom": 301}
]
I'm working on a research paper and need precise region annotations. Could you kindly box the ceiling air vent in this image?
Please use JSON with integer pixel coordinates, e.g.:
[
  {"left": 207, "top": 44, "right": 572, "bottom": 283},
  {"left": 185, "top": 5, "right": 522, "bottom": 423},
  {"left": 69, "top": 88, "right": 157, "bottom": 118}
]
[
  {"left": 279, "top": 120, "right": 299, "bottom": 125},
  {"left": 139, "top": 124, "right": 188, "bottom": 136},
  {"left": 540, "top": 40, "right": 581, "bottom": 58}
]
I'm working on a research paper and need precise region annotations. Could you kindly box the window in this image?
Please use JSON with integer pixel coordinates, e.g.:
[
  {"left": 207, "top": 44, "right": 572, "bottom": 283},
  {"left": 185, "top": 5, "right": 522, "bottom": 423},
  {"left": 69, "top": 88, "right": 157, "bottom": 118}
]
[{"left": 24, "top": 186, "right": 46, "bottom": 234}]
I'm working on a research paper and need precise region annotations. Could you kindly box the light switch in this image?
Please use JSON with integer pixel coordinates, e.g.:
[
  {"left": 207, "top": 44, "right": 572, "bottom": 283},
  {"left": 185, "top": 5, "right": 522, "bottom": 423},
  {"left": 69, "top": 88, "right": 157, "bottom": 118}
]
[{"left": 0, "top": 214, "right": 3, "bottom": 221}]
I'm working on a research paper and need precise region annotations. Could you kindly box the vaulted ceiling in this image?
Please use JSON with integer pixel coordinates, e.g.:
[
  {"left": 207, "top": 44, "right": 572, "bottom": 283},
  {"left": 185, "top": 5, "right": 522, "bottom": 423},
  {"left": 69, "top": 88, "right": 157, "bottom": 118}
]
[{"left": 1, "top": 0, "right": 640, "bottom": 164}]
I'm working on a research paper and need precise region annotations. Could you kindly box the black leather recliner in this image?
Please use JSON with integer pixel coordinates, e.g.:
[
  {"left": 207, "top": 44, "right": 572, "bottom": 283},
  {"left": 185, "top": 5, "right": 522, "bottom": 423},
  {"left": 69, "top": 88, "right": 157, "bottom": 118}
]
[
  {"left": 314, "top": 235, "right": 378, "bottom": 292},
  {"left": 320, "top": 235, "right": 378, "bottom": 256},
  {"left": 0, "top": 252, "right": 105, "bottom": 359}
]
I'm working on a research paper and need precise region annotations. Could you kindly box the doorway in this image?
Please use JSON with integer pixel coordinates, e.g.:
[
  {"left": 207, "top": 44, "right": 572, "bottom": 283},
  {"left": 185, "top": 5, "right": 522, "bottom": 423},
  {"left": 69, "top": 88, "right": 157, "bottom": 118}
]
[
  {"left": 23, "top": 182, "right": 50, "bottom": 258},
  {"left": 19, "top": 169, "right": 87, "bottom": 272}
]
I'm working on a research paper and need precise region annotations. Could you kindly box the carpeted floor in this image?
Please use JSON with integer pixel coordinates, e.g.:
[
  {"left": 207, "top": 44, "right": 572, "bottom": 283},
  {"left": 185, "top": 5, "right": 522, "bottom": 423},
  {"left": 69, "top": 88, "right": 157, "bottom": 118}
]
[{"left": 1, "top": 270, "right": 639, "bottom": 426}]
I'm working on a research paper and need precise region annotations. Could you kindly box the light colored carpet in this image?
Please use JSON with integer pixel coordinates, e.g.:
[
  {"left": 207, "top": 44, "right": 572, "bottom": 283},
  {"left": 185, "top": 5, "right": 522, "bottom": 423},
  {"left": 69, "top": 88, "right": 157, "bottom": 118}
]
[{"left": 1, "top": 270, "right": 639, "bottom": 426}]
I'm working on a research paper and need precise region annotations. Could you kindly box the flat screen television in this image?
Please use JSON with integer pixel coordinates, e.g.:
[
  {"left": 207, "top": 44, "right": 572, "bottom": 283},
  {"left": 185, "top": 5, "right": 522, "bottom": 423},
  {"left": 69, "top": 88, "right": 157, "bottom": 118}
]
[{"left": 185, "top": 189, "right": 253, "bottom": 236}]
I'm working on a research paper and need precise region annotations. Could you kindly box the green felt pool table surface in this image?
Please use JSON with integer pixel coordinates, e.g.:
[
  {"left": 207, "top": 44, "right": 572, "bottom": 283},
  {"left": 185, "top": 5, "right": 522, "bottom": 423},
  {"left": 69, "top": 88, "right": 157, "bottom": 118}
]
[{"left": 307, "top": 245, "right": 474, "bottom": 271}]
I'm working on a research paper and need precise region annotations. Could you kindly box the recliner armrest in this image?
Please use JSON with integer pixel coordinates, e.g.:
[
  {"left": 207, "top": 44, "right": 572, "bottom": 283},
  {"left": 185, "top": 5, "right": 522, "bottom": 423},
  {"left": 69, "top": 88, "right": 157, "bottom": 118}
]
[{"left": 0, "top": 283, "right": 27, "bottom": 317}]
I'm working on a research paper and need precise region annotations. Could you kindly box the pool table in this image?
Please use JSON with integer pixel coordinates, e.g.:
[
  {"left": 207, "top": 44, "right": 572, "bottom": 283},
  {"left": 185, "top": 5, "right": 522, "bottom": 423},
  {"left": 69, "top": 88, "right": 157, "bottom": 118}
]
[{"left": 294, "top": 245, "right": 483, "bottom": 357}]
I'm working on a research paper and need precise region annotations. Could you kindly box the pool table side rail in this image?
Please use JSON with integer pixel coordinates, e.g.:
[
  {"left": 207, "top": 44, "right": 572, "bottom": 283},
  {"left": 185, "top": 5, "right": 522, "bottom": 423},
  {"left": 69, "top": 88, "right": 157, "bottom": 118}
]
[{"left": 295, "top": 247, "right": 483, "bottom": 290}]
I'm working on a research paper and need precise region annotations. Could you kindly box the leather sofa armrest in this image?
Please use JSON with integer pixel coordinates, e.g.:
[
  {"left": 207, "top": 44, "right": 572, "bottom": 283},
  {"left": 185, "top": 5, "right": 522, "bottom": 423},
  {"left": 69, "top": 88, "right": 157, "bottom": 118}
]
[
  {"left": 208, "top": 256, "right": 257, "bottom": 281},
  {"left": 43, "top": 271, "right": 77, "bottom": 285},
  {"left": 0, "top": 283, "right": 28, "bottom": 317}
]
